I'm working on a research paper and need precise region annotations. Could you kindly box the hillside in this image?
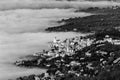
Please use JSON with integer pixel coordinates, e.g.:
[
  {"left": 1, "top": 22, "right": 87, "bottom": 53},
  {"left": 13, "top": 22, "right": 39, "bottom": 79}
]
[{"left": 45, "top": 7, "right": 120, "bottom": 33}]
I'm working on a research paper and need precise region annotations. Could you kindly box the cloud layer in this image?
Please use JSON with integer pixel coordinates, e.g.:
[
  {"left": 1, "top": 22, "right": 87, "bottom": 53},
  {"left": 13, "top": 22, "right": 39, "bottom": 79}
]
[
  {"left": 0, "top": 0, "right": 119, "bottom": 10},
  {"left": 0, "top": 9, "right": 92, "bottom": 34}
]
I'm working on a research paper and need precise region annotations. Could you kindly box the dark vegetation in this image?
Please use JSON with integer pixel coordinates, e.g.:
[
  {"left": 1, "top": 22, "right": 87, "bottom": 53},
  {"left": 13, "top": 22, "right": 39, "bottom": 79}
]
[
  {"left": 46, "top": 6, "right": 120, "bottom": 33},
  {"left": 87, "top": 27, "right": 120, "bottom": 40}
]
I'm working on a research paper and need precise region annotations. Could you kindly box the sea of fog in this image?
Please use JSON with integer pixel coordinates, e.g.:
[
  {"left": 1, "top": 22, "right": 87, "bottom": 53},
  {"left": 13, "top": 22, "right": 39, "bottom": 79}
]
[
  {"left": 0, "top": 8, "right": 92, "bottom": 80},
  {"left": 0, "top": 1, "right": 119, "bottom": 80}
]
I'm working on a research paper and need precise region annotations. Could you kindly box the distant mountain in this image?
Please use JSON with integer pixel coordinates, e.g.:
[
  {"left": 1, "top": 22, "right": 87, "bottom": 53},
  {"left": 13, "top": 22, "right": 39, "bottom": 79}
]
[
  {"left": 86, "top": 0, "right": 117, "bottom": 1},
  {"left": 56, "top": 0, "right": 118, "bottom": 1}
]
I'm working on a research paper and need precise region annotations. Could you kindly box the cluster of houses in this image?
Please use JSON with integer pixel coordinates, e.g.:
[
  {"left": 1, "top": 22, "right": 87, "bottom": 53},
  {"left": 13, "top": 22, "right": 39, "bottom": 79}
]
[
  {"left": 34, "top": 35, "right": 120, "bottom": 58},
  {"left": 95, "top": 35, "right": 120, "bottom": 45},
  {"left": 43, "top": 36, "right": 94, "bottom": 57}
]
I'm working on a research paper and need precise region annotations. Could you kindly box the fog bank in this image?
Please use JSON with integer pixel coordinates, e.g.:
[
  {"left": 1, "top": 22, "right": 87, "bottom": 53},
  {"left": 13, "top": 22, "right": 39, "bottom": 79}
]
[
  {"left": 0, "top": 9, "right": 92, "bottom": 34},
  {"left": 0, "top": 0, "right": 119, "bottom": 10},
  {"left": 0, "top": 8, "right": 90, "bottom": 80}
]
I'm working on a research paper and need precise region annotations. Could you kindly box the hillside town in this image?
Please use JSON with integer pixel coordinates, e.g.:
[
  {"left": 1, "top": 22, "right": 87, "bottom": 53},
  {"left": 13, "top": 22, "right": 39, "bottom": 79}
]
[{"left": 15, "top": 28, "right": 120, "bottom": 80}]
